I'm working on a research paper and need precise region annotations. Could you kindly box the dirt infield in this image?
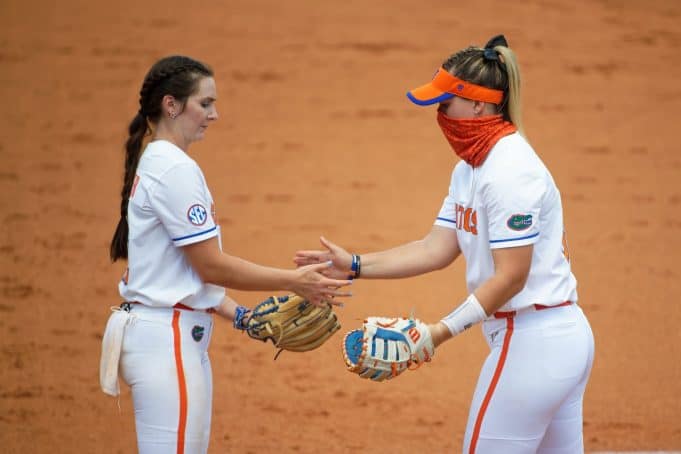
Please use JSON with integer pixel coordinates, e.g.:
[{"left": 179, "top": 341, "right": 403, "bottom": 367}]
[{"left": 2, "top": 0, "right": 680, "bottom": 452}]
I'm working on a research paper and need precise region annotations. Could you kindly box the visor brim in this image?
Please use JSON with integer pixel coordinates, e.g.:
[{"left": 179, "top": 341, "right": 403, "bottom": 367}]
[{"left": 406, "top": 85, "right": 455, "bottom": 106}]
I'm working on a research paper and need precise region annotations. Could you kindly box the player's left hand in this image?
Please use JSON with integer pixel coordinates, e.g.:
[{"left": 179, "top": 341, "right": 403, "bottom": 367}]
[{"left": 342, "top": 316, "right": 435, "bottom": 382}]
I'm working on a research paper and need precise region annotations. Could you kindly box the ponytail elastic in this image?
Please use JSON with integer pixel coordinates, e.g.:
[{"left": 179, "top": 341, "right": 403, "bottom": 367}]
[
  {"left": 483, "top": 34, "right": 508, "bottom": 63},
  {"left": 483, "top": 48, "right": 499, "bottom": 61}
]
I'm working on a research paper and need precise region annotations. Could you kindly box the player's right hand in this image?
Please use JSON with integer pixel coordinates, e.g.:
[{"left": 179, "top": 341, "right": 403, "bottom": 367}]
[
  {"left": 289, "top": 260, "right": 352, "bottom": 307},
  {"left": 294, "top": 236, "right": 353, "bottom": 280}
]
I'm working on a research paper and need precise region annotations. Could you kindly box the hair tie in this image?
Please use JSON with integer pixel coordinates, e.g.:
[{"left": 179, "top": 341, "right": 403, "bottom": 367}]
[
  {"left": 483, "top": 48, "right": 499, "bottom": 61},
  {"left": 483, "top": 34, "right": 509, "bottom": 62}
]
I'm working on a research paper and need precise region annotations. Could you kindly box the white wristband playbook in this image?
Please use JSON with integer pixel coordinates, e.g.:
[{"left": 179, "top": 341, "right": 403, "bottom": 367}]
[{"left": 440, "top": 294, "right": 487, "bottom": 336}]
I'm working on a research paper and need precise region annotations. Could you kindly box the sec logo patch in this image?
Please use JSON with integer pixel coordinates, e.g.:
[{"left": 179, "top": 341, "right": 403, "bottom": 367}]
[{"left": 187, "top": 204, "right": 208, "bottom": 226}]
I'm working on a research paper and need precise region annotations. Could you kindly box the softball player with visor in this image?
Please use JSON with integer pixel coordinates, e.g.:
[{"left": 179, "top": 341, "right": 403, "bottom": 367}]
[
  {"left": 295, "top": 35, "right": 595, "bottom": 453},
  {"left": 100, "top": 55, "right": 351, "bottom": 454}
]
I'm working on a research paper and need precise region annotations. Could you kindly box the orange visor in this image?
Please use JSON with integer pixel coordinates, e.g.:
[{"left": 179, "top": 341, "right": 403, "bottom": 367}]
[{"left": 407, "top": 68, "right": 504, "bottom": 106}]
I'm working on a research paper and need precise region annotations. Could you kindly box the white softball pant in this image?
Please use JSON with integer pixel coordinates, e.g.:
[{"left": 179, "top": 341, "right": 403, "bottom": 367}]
[
  {"left": 119, "top": 305, "right": 214, "bottom": 454},
  {"left": 462, "top": 303, "right": 594, "bottom": 454}
]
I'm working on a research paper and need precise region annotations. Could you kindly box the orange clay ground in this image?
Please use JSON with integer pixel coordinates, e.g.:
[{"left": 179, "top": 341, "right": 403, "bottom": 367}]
[{"left": 1, "top": 0, "right": 680, "bottom": 452}]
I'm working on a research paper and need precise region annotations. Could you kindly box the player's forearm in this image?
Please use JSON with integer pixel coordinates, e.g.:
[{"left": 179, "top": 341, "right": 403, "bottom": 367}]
[
  {"left": 472, "top": 272, "right": 527, "bottom": 315},
  {"left": 436, "top": 246, "right": 531, "bottom": 343},
  {"left": 360, "top": 241, "right": 436, "bottom": 278},
  {"left": 214, "top": 295, "right": 241, "bottom": 321},
  {"left": 427, "top": 275, "right": 517, "bottom": 347},
  {"left": 472, "top": 245, "right": 532, "bottom": 315},
  {"left": 202, "top": 254, "right": 295, "bottom": 291},
  {"left": 182, "top": 237, "right": 297, "bottom": 291},
  {"left": 428, "top": 322, "right": 453, "bottom": 348},
  {"left": 361, "top": 235, "right": 458, "bottom": 279}
]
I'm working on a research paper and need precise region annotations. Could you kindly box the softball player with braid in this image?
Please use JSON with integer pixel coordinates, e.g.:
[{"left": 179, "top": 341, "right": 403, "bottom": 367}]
[
  {"left": 296, "top": 35, "right": 595, "bottom": 453},
  {"left": 100, "top": 55, "right": 351, "bottom": 454}
]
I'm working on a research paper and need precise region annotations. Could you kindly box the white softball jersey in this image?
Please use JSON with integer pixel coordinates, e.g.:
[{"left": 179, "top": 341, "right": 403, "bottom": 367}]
[
  {"left": 101, "top": 139, "right": 224, "bottom": 454},
  {"left": 120, "top": 139, "right": 225, "bottom": 310},
  {"left": 433, "top": 132, "right": 594, "bottom": 452},
  {"left": 434, "top": 132, "right": 578, "bottom": 312}
]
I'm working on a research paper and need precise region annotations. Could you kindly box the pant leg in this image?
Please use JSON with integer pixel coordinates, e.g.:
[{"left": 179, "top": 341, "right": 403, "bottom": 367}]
[
  {"left": 181, "top": 315, "right": 214, "bottom": 453},
  {"left": 119, "top": 307, "right": 213, "bottom": 454},
  {"left": 462, "top": 319, "right": 548, "bottom": 454},
  {"left": 462, "top": 304, "right": 593, "bottom": 454},
  {"left": 537, "top": 307, "right": 595, "bottom": 454}
]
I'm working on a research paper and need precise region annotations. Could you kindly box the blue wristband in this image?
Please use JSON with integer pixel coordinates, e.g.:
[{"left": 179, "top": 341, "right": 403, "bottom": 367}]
[
  {"left": 351, "top": 254, "right": 361, "bottom": 278},
  {"left": 233, "top": 305, "right": 251, "bottom": 330}
]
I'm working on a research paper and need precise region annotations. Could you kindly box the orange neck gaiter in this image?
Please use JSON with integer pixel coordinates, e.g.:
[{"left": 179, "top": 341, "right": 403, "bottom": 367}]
[{"left": 437, "top": 112, "right": 517, "bottom": 167}]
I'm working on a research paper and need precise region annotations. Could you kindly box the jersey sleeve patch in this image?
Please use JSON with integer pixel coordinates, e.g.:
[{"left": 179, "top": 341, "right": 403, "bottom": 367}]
[
  {"left": 483, "top": 172, "right": 544, "bottom": 249},
  {"left": 506, "top": 213, "right": 533, "bottom": 231},
  {"left": 150, "top": 163, "right": 218, "bottom": 247},
  {"left": 187, "top": 204, "right": 208, "bottom": 226}
]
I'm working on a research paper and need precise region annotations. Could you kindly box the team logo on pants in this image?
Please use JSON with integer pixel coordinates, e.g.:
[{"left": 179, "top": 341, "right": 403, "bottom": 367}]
[{"left": 191, "top": 325, "right": 205, "bottom": 342}]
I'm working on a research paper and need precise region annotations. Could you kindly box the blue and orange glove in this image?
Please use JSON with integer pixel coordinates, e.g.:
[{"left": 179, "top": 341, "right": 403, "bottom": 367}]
[{"left": 342, "top": 316, "right": 435, "bottom": 382}]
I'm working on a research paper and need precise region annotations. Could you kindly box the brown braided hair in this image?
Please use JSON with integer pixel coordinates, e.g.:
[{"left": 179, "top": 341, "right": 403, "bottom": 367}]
[{"left": 109, "top": 56, "right": 213, "bottom": 262}]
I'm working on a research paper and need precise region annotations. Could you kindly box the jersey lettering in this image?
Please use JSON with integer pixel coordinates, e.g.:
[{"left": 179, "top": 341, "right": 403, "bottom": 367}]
[{"left": 455, "top": 203, "right": 478, "bottom": 235}]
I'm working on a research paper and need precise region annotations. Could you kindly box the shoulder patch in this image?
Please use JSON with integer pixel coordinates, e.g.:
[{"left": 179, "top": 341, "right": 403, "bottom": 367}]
[
  {"left": 187, "top": 204, "right": 208, "bottom": 226},
  {"left": 506, "top": 214, "right": 533, "bottom": 231}
]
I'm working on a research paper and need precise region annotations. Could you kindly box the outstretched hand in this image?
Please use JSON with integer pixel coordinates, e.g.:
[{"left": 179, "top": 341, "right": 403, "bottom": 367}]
[
  {"left": 291, "top": 260, "right": 352, "bottom": 307},
  {"left": 294, "top": 236, "right": 354, "bottom": 280}
]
